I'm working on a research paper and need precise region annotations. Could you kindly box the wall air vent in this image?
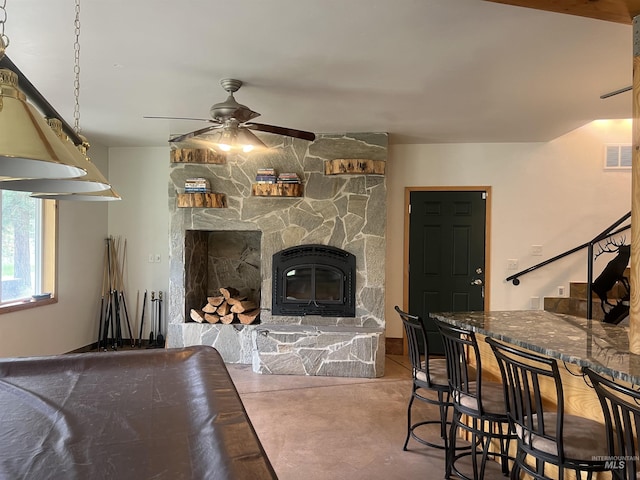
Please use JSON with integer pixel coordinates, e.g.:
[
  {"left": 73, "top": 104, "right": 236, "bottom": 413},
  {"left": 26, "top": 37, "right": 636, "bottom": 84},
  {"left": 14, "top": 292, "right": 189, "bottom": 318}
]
[{"left": 604, "top": 144, "right": 632, "bottom": 170}]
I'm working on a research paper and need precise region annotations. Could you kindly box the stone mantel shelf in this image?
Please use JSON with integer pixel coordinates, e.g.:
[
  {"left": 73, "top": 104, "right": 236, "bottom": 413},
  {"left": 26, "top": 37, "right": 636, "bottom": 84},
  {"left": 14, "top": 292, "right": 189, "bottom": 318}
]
[
  {"left": 430, "top": 310, "right": 640, "bottom": 385},
  {"left": 176, "top": 193, "right": 227, "bottom": 208},
  {"left": 324, "top": 159, "right": 386, "bottom": 175}
]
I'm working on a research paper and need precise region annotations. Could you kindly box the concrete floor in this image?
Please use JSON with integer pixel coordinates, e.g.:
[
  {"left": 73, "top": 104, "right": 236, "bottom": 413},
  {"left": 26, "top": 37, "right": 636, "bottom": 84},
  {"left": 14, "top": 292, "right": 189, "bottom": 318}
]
[{"left": 228, "top": 355, "right": 506, "bottom": 480}]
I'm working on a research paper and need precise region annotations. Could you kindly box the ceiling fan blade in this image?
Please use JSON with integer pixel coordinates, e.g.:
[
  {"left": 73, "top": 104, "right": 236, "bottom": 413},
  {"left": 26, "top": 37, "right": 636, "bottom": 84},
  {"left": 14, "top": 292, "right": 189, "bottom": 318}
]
[
  {"left": 600, "top": 86, "right": 632, "bottom": 99},
  {"left": 144, "top": 115, "right": 213, "bottom": 122},
  {"left": 169, "top": 125, "right": 221, "bottom": 143},
  {"left": 245, "top": 122, "right": 316, "bottom": 142}
]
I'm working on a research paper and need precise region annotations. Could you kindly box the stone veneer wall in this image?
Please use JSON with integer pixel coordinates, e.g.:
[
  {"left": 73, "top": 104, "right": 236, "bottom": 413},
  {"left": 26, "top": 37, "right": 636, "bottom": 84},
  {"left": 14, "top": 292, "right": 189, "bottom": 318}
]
[{"left": 166, "top": 132, "right": 387, "bottom": 377}]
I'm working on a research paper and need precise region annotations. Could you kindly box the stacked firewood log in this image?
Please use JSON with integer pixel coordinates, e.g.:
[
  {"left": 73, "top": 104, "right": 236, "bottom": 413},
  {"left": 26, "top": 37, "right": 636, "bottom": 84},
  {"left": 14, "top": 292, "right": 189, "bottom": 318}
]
[{"left": 190, "top": 287, "right": 260, "bottom": 325}]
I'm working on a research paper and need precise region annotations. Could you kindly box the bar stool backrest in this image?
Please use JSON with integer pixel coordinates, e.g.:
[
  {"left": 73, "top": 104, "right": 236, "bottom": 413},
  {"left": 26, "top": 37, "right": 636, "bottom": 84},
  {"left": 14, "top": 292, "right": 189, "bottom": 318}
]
[
  {"left": 395, "top": 306, "right": 435, "bottom": 388},
  {"left": 486, "top": 337, "right": 567, "bottom": 464},
  {"left": 584, "top": 367, "right": 640, "bottom": 480},
  {"left": 436, "top": 321, "right": 485, "bottom": 416}
]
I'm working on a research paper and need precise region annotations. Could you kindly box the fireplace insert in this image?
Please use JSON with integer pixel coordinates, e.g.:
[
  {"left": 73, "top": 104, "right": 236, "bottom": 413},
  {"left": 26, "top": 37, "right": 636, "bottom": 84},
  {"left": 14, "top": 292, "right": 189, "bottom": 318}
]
[{"left": 272, "top": 244, "right": 356, "bottom": 317}]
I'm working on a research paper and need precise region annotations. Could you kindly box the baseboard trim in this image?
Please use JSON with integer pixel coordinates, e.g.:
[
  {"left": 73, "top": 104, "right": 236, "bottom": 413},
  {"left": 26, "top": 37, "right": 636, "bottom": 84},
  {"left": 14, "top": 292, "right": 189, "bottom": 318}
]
[{"left": 385, "top": 337, "right": 403, "bottom": 355}]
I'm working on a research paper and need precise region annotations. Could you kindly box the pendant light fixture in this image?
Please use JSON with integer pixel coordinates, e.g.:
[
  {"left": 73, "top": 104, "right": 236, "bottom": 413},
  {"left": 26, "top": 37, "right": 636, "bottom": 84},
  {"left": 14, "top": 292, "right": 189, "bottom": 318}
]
[
  {"left": 0, "top": 1, "right": 87, "bottom": 181},
  {"left": 1, "top": 118, "right": 110, "bottom": 193},
  {"left": 30, "top": 0, "right": 120, "bottom": 201}
]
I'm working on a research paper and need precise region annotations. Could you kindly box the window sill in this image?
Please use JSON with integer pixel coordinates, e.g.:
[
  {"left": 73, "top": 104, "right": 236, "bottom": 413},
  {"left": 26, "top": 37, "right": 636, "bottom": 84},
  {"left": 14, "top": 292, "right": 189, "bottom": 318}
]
[{"left": 0, "top": 297, "right": 57, "bottom": 314}]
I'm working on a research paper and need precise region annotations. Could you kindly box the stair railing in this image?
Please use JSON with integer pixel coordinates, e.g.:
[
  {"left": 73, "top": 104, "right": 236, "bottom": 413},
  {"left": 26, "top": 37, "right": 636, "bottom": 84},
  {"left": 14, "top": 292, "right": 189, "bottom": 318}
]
[{"left": 506, "top": 211, "right": 631, "bottom": 319}]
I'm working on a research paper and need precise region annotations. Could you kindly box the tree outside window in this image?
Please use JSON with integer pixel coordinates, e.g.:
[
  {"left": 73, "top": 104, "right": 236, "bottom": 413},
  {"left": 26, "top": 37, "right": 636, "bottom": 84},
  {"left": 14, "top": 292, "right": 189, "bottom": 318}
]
[{"left": 1, "top": 191, "right": 39, "bottom": 302}]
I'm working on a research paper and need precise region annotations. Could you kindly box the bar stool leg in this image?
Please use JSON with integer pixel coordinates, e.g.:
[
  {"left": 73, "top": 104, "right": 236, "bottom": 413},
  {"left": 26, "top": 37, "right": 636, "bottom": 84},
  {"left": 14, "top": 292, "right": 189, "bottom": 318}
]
[{"left": 403, "top": 392, "right": 416, "bottom": 451}]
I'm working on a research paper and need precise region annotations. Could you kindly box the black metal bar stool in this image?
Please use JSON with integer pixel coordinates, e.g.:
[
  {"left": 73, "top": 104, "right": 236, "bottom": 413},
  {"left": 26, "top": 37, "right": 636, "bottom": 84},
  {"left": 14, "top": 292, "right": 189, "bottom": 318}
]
[
  {"left": 435, "top": 320, "right": 515, "bottom": 480},
  {"left": 584, "top": 367, "right": 640, "bottom": 480},
  {"left": 395, "top": 306, "right": 453, "bottom": 451},
  {"left": 487, "top": 338, "right": 611, "bottom": 480}
]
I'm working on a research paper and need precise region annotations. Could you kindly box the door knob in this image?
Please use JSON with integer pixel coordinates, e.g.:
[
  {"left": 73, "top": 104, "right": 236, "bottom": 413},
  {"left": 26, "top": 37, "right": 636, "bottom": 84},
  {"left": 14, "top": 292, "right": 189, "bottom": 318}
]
[{"left": 471, "top": 278, "right": 483, "bottom": 286}]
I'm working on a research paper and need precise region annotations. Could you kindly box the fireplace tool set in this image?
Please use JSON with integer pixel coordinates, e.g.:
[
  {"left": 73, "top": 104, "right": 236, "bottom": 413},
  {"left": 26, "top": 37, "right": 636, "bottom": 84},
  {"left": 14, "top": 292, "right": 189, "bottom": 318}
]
[{"left": 142, "top": 290, "right": 165, "bottom": 348}]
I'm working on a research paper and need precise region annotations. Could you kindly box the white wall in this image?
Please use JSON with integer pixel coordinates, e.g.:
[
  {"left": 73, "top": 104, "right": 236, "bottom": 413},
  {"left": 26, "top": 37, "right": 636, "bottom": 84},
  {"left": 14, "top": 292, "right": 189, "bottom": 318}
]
[
  {"left": 385, "top": 120, "right": 632, "bottom": 338},
  {"left": 107, "top": 147, "right": 170, "bottom": 342},
  {"left": 0, "top": 143, "right": 109, "bottom": 357}
]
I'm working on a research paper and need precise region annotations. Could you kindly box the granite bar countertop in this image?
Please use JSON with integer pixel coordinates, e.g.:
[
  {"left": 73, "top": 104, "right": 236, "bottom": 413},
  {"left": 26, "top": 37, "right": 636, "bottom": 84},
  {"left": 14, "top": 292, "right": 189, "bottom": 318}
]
[{"left": 429, "top": 310, "right": 640, "bottom": 385}]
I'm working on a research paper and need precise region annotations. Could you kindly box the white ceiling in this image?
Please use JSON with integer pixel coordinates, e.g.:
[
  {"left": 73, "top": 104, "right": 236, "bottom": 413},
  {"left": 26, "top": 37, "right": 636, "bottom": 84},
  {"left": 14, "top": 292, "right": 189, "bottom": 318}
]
[{"left": 4, "top": 0, "right": 633, "bottom": 147}]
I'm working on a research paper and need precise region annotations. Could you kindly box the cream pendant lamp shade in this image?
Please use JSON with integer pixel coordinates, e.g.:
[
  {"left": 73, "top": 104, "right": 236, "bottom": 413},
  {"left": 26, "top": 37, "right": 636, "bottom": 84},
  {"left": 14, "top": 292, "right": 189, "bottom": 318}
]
[
  {"left": 0, "top": 119, "right": 110, "bottom": 193},
  {"left": 32, "top": 187, "right": 121, "bottom": 202},
  {"left": 0, "top": 68, "right": 87, "bottom": 180},
  {"left": 29, "top": 131, "right": 120, "bottom": 201},
  {"left": 29, "top": 134, "right": 120, "bottom": 201}
]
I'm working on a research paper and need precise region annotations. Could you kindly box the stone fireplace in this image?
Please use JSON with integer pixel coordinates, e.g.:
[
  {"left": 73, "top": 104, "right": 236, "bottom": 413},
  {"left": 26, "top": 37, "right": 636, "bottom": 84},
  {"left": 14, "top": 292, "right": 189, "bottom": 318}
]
[{"left": 166, "top": 133, "right": 387, "bottom": 377}]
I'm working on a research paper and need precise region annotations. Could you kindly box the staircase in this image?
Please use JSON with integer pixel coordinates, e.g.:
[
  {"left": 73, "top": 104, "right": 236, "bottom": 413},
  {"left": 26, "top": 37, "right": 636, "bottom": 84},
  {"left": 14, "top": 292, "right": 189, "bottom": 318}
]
[{"left": 543, "top": 268, "right": 630, "bottom": 323}]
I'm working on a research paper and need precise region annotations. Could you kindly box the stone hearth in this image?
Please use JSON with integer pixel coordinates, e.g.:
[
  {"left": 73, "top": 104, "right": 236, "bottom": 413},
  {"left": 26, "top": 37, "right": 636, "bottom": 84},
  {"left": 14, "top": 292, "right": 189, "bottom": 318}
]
[{"left": 166, "top": 133, "right": 387, "bottom": 377}]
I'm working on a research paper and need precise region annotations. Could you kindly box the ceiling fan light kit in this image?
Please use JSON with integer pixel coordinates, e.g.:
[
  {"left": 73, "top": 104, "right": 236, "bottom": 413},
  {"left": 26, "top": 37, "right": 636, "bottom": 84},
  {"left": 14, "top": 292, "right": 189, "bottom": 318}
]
[{"left": 154, "top": 78, "right": 316, "bottom": 151}]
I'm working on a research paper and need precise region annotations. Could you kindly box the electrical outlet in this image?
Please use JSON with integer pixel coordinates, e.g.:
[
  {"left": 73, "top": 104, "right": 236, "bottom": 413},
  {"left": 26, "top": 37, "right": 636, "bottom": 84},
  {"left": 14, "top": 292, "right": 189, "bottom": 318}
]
[
  {"left": 531, "top": 245, "right": 543, "bottom": 256},
  {"left": 148, "top": 253, "right": 154, "bottom": 263},
  {"left": 154, "top": 254, "right": 161, "bottom": 263},
  {"left": 558, "top": 286, "right": 565, "bottom": 296},
  {"left": 507, "top": 259, "right": 518, "bottom": 270}
]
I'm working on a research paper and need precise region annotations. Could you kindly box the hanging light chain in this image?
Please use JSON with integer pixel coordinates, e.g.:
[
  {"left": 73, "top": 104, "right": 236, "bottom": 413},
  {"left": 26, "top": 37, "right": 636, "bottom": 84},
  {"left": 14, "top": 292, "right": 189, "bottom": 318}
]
[
  {"left": 73, "top": 0, "right": 81, "bottom": 134},
  {"left": 0, "top": 0, "right": 9, "bottom": 57}
]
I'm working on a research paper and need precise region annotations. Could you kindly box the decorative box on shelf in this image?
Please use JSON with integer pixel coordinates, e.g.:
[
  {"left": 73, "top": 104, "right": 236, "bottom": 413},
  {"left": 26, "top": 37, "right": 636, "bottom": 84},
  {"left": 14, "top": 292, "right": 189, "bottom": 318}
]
[{"left": 324, "top": 158, "right": 385, "bottom": 175}]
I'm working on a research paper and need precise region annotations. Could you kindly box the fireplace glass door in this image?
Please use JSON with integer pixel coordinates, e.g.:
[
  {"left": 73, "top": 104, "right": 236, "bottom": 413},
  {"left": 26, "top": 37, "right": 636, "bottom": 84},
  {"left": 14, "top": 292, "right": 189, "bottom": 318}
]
[
  {"left": 272, "top": 244, "right": 355, "bottom": 317},
  {"left": 284, "top": 265, "right": 343, "bottom": 303}
]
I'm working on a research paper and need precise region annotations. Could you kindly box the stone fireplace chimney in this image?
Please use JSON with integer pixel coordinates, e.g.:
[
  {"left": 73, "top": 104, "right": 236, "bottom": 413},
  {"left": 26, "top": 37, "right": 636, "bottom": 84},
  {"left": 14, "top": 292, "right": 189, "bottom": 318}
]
[{"left": 166, "top": 133, "right": 387, "bottom": 378}]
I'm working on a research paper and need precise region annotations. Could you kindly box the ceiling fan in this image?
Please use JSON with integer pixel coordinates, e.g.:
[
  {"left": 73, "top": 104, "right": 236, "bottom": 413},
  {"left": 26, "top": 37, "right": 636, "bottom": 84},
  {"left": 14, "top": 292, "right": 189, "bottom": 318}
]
[{"left": 146, "top": 78, "right": 316, "bottom": 152}]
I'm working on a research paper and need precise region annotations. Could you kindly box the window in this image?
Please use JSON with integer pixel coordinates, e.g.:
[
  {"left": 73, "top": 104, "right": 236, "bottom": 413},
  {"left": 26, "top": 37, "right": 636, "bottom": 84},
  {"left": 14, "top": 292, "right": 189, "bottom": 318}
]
[{"left": 0, "top": 191, "right": 56, "bottom": 310}]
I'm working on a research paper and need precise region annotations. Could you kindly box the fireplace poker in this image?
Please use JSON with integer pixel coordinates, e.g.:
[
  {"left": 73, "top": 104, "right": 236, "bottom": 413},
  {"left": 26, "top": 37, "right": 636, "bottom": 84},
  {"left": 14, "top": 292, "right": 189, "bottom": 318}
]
[
  {"left": 147, "top": 291, "right": 155, "bottom": 348},
  {"left": 156, "top": 291, "right": 165, "bottom": 347}
]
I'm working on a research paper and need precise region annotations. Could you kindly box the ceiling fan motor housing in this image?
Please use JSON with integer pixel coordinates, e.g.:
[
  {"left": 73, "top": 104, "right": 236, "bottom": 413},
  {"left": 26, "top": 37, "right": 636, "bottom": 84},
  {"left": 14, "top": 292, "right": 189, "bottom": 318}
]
[{"left": 210, "top": 94, "right": 260, "bottom": 124}]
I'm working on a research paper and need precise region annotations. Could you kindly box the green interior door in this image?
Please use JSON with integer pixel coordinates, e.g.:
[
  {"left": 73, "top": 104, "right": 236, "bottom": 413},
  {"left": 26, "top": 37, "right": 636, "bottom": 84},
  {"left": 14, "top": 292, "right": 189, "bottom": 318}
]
[{"left": 408, "top": 190, "right": 487, "bottom": 355}]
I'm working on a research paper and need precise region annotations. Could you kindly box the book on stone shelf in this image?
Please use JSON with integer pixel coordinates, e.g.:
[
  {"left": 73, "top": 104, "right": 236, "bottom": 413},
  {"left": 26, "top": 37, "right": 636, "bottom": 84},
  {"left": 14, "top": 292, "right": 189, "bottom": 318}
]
[
  {"left": 276, "top": 173, "right": 301, "bottom": 184},
  {"left": 185, "top": 178, "right": 210, "bottom": 185},
  {"left": 255, "top": 175, "right": 277, "bottom": 183},
  {"left": 184, "top": 177, "right": 211, "bottom": 193}
]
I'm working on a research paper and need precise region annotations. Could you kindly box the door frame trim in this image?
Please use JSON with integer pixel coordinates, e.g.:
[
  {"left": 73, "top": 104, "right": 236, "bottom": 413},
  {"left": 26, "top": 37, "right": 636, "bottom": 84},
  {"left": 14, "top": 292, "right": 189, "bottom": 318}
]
[{"left": 402, "top": 187, "right": 492, "bottom": 346}]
